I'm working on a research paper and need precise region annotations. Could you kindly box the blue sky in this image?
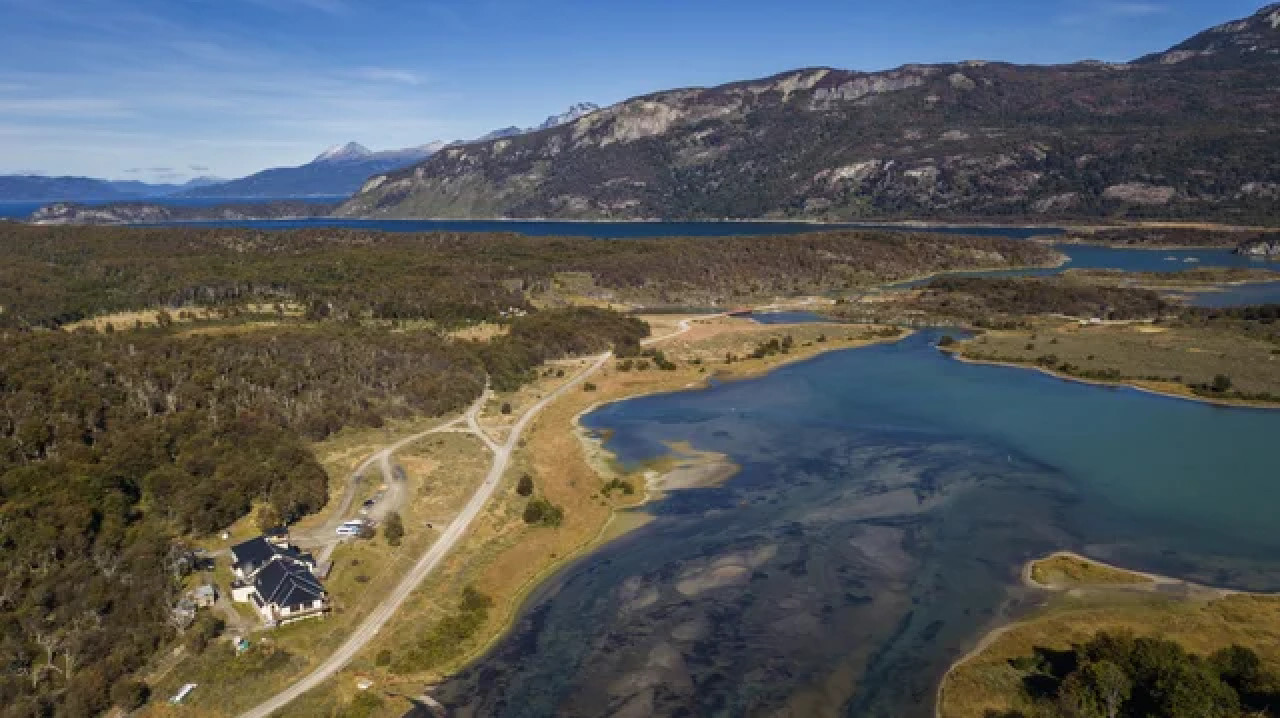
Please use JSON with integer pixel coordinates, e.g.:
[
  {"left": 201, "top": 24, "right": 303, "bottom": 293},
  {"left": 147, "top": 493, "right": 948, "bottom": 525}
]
[{"left": 0, "top": 0, "right": 1266, "bottom": 181}]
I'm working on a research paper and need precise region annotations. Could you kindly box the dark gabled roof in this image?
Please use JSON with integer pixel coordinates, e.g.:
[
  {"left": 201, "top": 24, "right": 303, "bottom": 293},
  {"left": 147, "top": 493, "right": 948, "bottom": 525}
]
[
  {"left": 276, "top": 544, "right": 315, "bottom": 566},
  {"left": 230, "top": 537, "right": 275, "bottom": 571},
  {"left": 231, "top": 536, "right": 315, "bottom": 575},
  {"left": 253, "top": 559, "right": 325, "bottom": 611}
]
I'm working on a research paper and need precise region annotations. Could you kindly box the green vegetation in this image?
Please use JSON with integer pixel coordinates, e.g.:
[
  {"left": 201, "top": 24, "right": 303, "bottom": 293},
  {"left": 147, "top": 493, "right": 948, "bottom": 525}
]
[
  {"left": 922, "top": 277, "right": 1172, "bottom": 323},
  {"left": 522, "top": 497, "right": 565, "bottom": 527},
  {"left": 748, "top": 335, "right": 795, "bottom": 359},
  {"left": 1004, "top": 632, "right": 1280, "bottom": 717},
  {"left": 1065, "top": 228, "right": 1279, "bottom": 250},
  {"left": 389, "top": 586, "right": 493, "bottom": 674},
  {"left": 0, "top": 225, "right": 1055, "bottom": 329},
  {"left": 601, "top": 478, "right": 636, "bottom": 497},
  {"left": 515, "top": 474, "right": 534, "bottom": 497},
  {"left": 382, "top": 511, "right": 405, "bottom": 547}
]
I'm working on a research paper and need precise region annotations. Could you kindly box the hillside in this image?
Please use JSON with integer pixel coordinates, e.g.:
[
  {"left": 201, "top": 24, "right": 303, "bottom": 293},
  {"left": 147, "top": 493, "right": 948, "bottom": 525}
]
[
  {"left": 0, "top": 175, "right": 214, "bottom": 201},
  {"left": 339, "top": 4, "right": 1280, "bottom": 223},
  {"left": 184, "top": 142, "right": 441, "bottom": 198}
]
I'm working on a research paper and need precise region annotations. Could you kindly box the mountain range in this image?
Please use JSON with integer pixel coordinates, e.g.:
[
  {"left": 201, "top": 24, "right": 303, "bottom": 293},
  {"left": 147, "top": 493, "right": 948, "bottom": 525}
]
[
  {"left": 174, "top": 141, "right": 445, "bottom": 198},
  {"left": 0, "top": 175, "right": 221, "bottom": 202},
  {"left": 338, "top": 4, "right": 1280, "bottom": 223},
  {"left": 0, "top": 104, "right": 602, "bottom": 202}
]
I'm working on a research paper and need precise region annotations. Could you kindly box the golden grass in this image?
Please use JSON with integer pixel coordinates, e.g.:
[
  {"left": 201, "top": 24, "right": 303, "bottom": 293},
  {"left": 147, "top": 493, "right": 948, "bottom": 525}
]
[
  {"left": 448, "top": 322, "right": 510, "bottom": 342},
  {"left": 1028, "top": 552, "right": 1152, "bottom": 588},
  {"left": 955, "top": 319, "right": 1280, "bottom": 404}
]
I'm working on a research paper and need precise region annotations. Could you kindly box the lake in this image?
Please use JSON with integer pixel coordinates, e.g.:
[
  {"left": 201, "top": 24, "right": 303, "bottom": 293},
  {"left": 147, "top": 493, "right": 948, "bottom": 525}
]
[{"left": 436, "top": 331, "right": 1280, "bottom": 717}]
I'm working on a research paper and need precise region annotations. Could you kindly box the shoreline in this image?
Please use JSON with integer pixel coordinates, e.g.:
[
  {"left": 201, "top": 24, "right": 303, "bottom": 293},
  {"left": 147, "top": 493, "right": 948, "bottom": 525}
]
[
  {"left": 942, "top": 348, "right": 1280, "bottom": 411},
  {"left": 433, "top": 324, "right": 913, "bottom": 684},
  {"left": 935, "top": 550, "right": 1275, "bottom": 718}
]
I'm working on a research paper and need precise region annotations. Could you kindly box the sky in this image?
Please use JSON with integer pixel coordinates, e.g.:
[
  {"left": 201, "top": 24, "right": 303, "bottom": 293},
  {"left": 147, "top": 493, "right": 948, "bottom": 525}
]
[{"left": 0, "top": 0, "right": 1267, "bottom": 182}]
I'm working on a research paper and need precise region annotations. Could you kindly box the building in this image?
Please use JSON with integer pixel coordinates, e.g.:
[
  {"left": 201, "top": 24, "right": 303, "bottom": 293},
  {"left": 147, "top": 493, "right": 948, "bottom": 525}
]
[
  {"left": 229, "top": 535, "right": 328, "bottom": 626},
  {"left": 192, "top": 584, "right": 218, "bottom": 608}
]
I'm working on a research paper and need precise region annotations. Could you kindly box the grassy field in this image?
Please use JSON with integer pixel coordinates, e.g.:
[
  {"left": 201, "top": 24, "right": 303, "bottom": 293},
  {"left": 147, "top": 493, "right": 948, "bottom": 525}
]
[
  {"left": 940, "top": 555, "right": 1280, "bottom": 718},
  {"left": 954, "top": 319, "right": 1280, "bottom": 404}
]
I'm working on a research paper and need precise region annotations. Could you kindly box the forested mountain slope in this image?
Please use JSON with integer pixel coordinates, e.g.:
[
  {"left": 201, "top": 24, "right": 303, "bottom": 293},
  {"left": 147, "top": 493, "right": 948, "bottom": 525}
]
[{"left": 339, "top": 4, "right": 1280, "bottom": 224}]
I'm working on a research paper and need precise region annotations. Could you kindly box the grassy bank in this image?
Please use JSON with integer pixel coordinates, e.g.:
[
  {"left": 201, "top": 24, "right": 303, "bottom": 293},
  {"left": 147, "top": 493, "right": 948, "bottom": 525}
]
[
  {"left": 949, "top": 319, "right": 1280, "bottom": 408},
  {"left": 939, "top": 554, "right": 1280, "bottom": 718}
]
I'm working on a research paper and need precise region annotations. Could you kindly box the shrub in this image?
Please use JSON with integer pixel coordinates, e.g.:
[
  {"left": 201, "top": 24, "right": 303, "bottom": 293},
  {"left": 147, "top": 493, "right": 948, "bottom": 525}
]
[
  {"left": 500, "top": 402, "right": 512, "bottom": 415},
  {"left": 383, "top": 511, "right": 404, "bottom": 546},
  {"left": 111, "top": 680, "right": 150, "bottom": 711},
  {"left": 516, "top": 474, "right": 534, "bottom": 497},
  {"left": 523, "top": 497, "right": 565, "bottom": 527}
]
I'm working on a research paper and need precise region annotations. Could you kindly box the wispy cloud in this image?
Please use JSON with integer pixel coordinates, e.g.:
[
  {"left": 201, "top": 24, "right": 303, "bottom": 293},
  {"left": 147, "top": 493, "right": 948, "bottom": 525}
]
[
  {"left": 0, "top": 0, "right": 456, "bottom": 180},
  {"left": 1057, "top": 2, "right": 1168, "bottom": 26},
  {"left": 350, "top": 67, "right": 425, "bottom": 86}
]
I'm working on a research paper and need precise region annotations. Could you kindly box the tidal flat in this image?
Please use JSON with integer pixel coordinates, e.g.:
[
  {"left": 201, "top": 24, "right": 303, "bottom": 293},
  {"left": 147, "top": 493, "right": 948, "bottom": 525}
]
[{"left": 435, "top": 330, "right": 1280, "bottom": 717}]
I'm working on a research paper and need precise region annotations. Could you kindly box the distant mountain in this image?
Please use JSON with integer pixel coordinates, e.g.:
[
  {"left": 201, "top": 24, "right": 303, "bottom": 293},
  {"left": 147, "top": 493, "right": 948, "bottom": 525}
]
[
  {"left": 339, "top": 5, "right": 1280, "bottom": 223},
  {"left": 533, "top": 102, "right": 600, "bottom": 131},
  {"left": 0, "top": 175, "right": 215, "bottom": 202},
  {"left": 470, "top": 103, "right": 601, "bottom": 145},
  {"left": 183, "top": 142, "right": 443, "bottom": 198}
]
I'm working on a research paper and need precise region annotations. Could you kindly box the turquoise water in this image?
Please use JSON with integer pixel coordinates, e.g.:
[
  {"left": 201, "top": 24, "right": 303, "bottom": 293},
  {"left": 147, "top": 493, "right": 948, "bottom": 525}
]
[
  {"left": 748, "top": 310, "right": 836, "bottom": 324},
  {"left": 438, "top": 331, "right": 1280, "bottom": 717},
  {"left": 893, "top": 244, "right": 1280, "bottom": 307}
]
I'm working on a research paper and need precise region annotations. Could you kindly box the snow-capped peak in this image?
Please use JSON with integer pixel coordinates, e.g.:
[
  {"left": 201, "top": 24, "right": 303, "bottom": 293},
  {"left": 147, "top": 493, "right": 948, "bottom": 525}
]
[{"left": 313, "top": 142, "right": 373, "bottom": 163}]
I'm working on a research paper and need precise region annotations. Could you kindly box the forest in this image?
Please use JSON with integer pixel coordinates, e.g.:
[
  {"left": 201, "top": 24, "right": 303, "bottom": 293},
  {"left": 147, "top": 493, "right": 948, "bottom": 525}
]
[
  {"left": 0, "top": 224, "right": 1056, "bottom": 329},
  {"left": 917, "top": 277, "right": 1174, "bottom": 323},
  {"left": 1002, "top": 631, "right": 1279, "bottom": 717},
  {"left": 1064, "top": 227, "right": 1279, "bottom": 250}
]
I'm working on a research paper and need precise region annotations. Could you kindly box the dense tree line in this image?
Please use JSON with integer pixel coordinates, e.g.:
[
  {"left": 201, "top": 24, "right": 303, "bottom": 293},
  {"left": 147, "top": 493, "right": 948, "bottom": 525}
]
[
  {"left": 0, "top": 225, "right": 1055, "bottom": 329},
  {"left": 921, "top": 277, "right": 1173, "bottom": 322},
  {"left": 1066, "top": 228, "right": 1279, "bottom": 249},
  {"left": 1004, "top": 631, "right": 1280, "bottom": 717},
  {"left": 1183, "top": 304, "right": 1280, "bottom": 344}
]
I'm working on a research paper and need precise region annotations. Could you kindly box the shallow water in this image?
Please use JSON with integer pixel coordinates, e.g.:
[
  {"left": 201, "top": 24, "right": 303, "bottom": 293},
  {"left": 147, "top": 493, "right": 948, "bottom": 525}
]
[{"left": 438, "top": 331, "right": 1280, "bottom": 718}]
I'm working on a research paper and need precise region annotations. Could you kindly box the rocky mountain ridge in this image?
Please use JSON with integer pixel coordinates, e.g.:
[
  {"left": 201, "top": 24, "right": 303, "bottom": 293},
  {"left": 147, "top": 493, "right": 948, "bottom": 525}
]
[{"left": 338, "top": 5, "right": 1280, "bottom": 224}]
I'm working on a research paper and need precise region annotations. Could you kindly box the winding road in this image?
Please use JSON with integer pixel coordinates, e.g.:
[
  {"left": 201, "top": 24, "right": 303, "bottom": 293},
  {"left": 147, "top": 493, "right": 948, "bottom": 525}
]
[
  {"left": 237, "top": 354, "right": 611, "bottom": 718},
  {"left": 238, "top": 315, "right": 710, "bottom": 718}
]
